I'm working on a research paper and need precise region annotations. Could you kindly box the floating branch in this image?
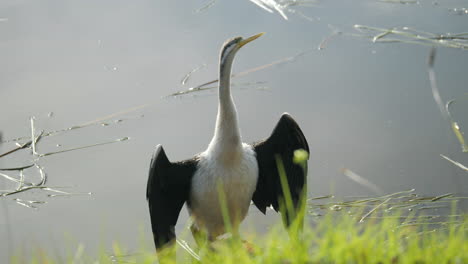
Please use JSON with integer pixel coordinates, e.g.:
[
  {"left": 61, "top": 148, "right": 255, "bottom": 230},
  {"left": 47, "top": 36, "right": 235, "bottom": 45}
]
[
  {"left": 39, "top": 137, "right": 130, "bottom": 157},
  {"left": 1, "top": 107, "right": 143, "bottom": 144},
  {"left": 449, "top": 7, "right": 468, "bottom": 16},
  {"left": 426, "top": 48, "right": 468, "bottom": 153},
  {"left": 181, "top": 64, "right": 207, "bottom": 86},
  {"left": 13, "top": 198, "right": 46, "bottom": 209},
  {"left": 194, "top": 0, "right": 217, "bottom": 13},
  {"left": 168, "top": 82, "right": 268, "bottom": 97},
  {"left": 48, "top": 192, "right": 92, "bottom": 197},
  {"left": 319, "top": 25, "right": 342, "bottom": 50},
  {"left": 0, "top": 140, "right": 32, "bottom": 158},
  {"left": 295, "top": 10, "right": 320, "bottom": 22},
  {"left": 0, "top": 116, "right": 129, "bottom": 208},
  {"left": 430, "top": 193, "right": 454, "bottom": 201},
  {"left": 308, "top": 194, "right": 334, "bottom": 201},
  {"left": 0, "top": 166, "right": 45, "bottom": 193},
  {"left": 1, "top": 186, "right": 68, "bottom": 197},
  {"left": 446, "top": 100, "right": 468, "bottom": 152},
  {"left": 34, "top": 164, "right": 47, "bottom": 186},
  {"left": 378, "top": 0, "right": 419, "bottom": 4},
  {"left": 0, "top": 172, "right": 22, "bottom": 184},
  {"left": 0, "top": 164, "right": 35, "bottom": 171},
  {"left": 15, "top": 200, "right": 37, "bottom": 209},
  {"left": 341, "top": 168, "right": 383, "bottom": 194},
  {"left": 440, "top": 154, "right": 468, "bottom": 172},
  {"left": 30, "top": 117, "right": 38, "bottom": 156},
  {"left": 352, "top": 25, "right": 468, "bottom": 50},
  {"left": 168, "top": 50, "right": 311, "bottom": 97},
  {"left": 450, "top": 121, "right": 467, "bottom": 153},
  {"left": 250, "top": 0, "right": 288, "bottom": 19},
  {"left": 359, "top": 197, "right": 391, "bottom": 223},
  {"left": 427, "top": 48, "right": 448, "bottom": 119},
  {"left": 309, "top": 189, "right": 462, "bottom": 220},
  {"left": 248, "top": 0, "right": 317, "bottom": 20},
  {"left": 18, "top": 170, "right": 25, "bottom": 190}
]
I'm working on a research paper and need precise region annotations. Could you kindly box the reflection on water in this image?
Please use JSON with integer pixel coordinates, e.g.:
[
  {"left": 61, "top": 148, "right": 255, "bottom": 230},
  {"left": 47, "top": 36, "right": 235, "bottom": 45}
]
[{"left": 1, "top": 0, "right": 467, "bottom": 261}]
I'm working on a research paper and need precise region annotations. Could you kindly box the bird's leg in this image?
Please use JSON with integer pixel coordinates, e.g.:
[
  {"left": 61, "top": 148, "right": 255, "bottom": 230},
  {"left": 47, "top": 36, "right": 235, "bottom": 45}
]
[{"left": 190, "top": 222, "right": 208, "bottom": 248}]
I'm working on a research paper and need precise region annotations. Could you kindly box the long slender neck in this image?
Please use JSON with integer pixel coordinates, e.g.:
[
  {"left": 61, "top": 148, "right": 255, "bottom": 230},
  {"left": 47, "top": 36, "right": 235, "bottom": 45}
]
[{"left": 207, "top": 54, "right": 243, "bottom": 158}]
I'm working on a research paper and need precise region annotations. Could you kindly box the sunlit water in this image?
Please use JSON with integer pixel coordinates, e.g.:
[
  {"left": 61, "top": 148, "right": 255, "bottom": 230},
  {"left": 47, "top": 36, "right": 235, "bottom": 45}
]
[{"left": 1, "top": 0, "right": 467, "bottom": 261}]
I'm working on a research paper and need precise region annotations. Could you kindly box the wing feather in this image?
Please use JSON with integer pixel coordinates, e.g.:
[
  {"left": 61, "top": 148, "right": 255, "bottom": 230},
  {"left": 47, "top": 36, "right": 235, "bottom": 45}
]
[
  {"left": 146, "top": 145, "right": 197, "bottom": 250},
  {"left": 252, "top": 113, "right": 309, "bottom": 226}
]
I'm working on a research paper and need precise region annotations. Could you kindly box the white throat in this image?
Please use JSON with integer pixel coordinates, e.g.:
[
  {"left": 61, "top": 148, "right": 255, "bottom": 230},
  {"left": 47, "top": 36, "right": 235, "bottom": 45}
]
[{"left": 207, "top": 49, "right": 243, "bottom": 162}]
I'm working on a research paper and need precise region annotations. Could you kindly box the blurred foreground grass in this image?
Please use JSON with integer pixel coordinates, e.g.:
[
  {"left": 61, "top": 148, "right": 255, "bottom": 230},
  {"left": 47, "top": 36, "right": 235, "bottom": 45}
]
[{"left": 11, "top": 206, "right": 467, "bottom": 264}]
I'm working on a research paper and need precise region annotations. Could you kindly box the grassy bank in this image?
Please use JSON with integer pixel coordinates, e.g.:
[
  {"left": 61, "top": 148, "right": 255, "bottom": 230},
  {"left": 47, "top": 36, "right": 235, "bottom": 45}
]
[{"left": 11, "top": 206, "right": 467, "bottom": 264}]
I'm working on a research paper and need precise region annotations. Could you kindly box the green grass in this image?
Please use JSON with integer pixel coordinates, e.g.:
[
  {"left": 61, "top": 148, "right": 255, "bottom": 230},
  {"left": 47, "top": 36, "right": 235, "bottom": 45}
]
[{"left": 11, "top": 208, "right": 467, "bottom": 264}]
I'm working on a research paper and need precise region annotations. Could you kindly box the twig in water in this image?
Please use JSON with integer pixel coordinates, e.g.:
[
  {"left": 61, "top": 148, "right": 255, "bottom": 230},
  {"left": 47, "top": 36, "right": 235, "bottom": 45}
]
[
  {"left": 296, "top": 10, "right": 319, "bottom": 23},
  {"left": 194, "top": 0, "right": 217, "bottom": 13},
  {"left": 427, "top": 48, "right": 448, "bottom": 119},
  {"left": 0, "top": 164, "right": 35, "bottom": 171},
  {"left": 181, "top": 64, "right": 207, "bottom": 85},
  {"left": 168, "top": 50, "right": 311, "bottom": 97},
  {"left": 0, "top": 140, "right": 32, "bottom": 158},
  {"left": 0, "top": 172, "right": 22, "bottom": 184},
  {"left": 30, "top": 117, "right": 38, "bottom": 156},
  {"left": 378, "top": 0, "right": 418, "bottom": 4},
  {"left": 427, "top": 49, "right": 468, "bottom": 152},
  {"left": 39, "top": 137, "right": 130, "bottom": 157},
  {"left": 341, "top": 168, "right": 383, "bottom": 194},
  {"left": 446, "top": 100, "right": 468, "bottom": 152},
  {"left": 352, "top": 25, "right": 468, "bottom": 50},
  {"left": 249, "top": 0, "right": 288, "bottom": 20},
  {"left": 15, "top": 200, "right": 37, "bottom": 209},
  {"left": 319, "top": 27, "right": 342, "bottom": 50},
  {"left": 440, "top": 154, "right": 468, "bottom": 172},
  {"left": 431, "top": 193, "right": 453, "bottom": 201},
  {"left": 1, "top": 106, "right": 144, "bottom": 144},
  {"left": 359, "top": 197, "right": 391, "bottom": 223},
  {"left": 79, "top": 105, "right": 147, "bottom": 128},
  {"left": 17, "top": 170, "right": 25, "bottom": 190},
  {"left": 34, "top": 164, "right": 47, "bottom": 186},
  {"left": 309, "top": 194, "right": 334, "bottom": 200}
]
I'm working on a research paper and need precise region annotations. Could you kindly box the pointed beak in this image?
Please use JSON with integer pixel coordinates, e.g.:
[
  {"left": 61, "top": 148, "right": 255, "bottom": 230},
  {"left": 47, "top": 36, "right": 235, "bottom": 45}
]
[{"left": 238, "top": 32, "right": 265, "bottom": 48}]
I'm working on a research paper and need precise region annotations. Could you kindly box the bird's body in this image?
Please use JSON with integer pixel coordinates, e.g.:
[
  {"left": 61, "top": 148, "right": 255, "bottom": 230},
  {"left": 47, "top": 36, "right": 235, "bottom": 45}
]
[
  {"left": 189, "top": 143, "right": 258, "bottom": 238},
  {"left": 147, "top": 33, "right": 309, "bottom": 252}
]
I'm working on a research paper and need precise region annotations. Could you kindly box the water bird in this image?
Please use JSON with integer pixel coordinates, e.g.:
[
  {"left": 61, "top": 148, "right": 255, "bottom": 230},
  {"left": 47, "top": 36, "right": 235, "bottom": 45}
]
[{"left": 146, "top": 33, "right": 309, "bottom": 251}]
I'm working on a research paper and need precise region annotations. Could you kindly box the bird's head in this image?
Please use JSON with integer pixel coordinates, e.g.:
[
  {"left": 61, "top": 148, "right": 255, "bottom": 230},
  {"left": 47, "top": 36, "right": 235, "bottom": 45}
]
[{"left": 219, "top": 33, "right": 264, "bottom": 68}]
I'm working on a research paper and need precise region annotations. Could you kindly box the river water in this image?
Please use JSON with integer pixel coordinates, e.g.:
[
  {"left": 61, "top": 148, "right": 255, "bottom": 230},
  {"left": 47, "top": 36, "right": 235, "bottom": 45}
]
[{"left": 0, "top": 0, "right": 467, "bottom": 261}]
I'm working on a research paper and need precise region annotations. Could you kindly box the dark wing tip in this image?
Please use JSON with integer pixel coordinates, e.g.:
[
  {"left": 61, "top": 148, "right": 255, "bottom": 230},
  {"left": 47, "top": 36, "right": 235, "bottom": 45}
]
[
  {"left": 279, "top": 113, "right": 309, "bottom": 153},
  {"left": 147, "top": 144, "right": 170, "bottom": 200},
  {"left": 151, "top": 144, "right": 172, "bottom": 170},
  {"left": 154, "top": 144, "right": 164, "bottom": 156},
  {"left": 153, "top": 144, "right": 168, "bottom": 162},
  {"left": 278, "top": 113, "right": 302, "bottom": 130},
  {"left": 258, "top": 206, "right": 267, "bottom": 214}
]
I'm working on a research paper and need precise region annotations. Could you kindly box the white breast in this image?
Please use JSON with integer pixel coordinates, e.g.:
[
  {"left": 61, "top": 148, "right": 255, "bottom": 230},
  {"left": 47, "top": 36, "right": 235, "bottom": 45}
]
[{"left": 189, "top": 143, "right": 258, "bottom": 239}]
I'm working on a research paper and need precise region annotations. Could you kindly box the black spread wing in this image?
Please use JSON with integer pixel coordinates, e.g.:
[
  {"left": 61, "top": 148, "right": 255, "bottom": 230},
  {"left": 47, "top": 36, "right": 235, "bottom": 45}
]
[
  {"left": 146, "top": 145, "right": 197, "bottom": 250},
  {"left": 252, "top": 113, "right": 309, "bottom": 226}
]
